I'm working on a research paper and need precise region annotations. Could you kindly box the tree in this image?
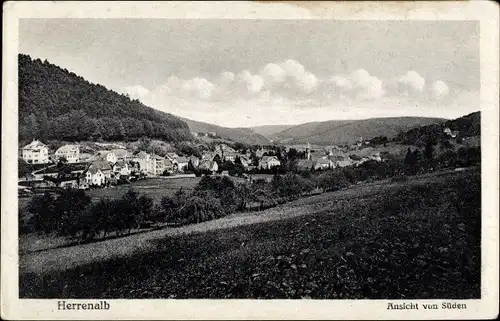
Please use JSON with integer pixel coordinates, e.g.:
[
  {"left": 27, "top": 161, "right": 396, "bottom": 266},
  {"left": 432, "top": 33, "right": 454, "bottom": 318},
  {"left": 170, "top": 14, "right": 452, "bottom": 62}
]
[
  {"left": 424, "top": 140, "right": 435, "bottom": 160},
  {"left": 38, "top": 112, "right": 50, "bottom": 141},
  {"left": 26, "top": 192, "right": 55, "bottom": 234},
  {"left": 53, "top": 188, "right": 92, "bottom": 236},
  {"left": 18, "top": 158, "right": 33, "bottom": 178},
  {"left": 24, "top": 113, "right": 39, "bottom": 140}
]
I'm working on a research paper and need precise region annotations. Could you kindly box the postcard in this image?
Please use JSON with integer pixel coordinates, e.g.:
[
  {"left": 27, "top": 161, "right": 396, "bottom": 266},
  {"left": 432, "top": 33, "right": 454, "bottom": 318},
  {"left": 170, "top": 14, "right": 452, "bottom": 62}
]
[{"left": 2, "top": 1, "right": 499, "bottom": 319}]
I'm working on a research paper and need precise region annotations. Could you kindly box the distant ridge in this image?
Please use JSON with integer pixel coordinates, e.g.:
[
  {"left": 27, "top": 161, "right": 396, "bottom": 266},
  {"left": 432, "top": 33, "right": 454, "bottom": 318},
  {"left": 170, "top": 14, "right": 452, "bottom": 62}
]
[
  {"left": 250, "top": 125, "right": 295, "bottom": 138},
  {"left": 267, "top": 117, "right": 447, "bottom": 146},
  {"left": 179, "top": 117, "right": 271, "bottom": 146}
]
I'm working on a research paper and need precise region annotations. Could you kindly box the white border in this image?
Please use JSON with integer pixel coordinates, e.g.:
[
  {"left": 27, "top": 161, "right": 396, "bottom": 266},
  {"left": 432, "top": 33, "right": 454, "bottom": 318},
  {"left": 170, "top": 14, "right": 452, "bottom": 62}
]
[{"left": 2, "top": 1, "right": 499, "bottom": 320}]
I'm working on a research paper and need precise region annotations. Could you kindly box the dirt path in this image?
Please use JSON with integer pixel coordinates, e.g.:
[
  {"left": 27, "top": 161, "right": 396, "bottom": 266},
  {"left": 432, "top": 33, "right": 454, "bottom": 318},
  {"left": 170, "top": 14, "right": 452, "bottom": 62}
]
[{"left": 19, "top": 168, "right": 471, "bottom": 275}]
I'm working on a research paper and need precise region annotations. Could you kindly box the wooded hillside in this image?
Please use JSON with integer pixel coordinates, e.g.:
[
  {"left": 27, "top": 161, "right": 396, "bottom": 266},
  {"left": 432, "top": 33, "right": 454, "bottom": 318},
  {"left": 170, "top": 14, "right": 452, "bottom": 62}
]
[
  {"left": 395, "top": 111, "right": 480, "bottom": 146},
  {"left": 19, "top": 54, "right": 192, "bottom": 143}
]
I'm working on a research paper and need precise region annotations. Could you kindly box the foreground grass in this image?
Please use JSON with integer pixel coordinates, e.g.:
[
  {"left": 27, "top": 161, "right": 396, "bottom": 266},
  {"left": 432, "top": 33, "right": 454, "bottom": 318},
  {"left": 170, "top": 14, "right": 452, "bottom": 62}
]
[{"left": 20, "top": 169, "right": 480, "bottom": 299}]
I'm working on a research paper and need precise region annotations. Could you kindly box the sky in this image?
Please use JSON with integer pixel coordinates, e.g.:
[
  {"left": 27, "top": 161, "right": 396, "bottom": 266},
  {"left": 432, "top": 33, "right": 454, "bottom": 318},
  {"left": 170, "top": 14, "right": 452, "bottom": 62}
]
[{"left": 19, "top": 18, "right": 480, "bottom": 127}]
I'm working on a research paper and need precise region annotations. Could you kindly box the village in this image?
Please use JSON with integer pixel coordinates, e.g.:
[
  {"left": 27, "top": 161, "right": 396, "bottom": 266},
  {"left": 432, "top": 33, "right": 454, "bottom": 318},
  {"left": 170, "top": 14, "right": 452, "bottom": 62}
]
[{"left": 18, "top": 132, "right": 388, "bottom": 194}]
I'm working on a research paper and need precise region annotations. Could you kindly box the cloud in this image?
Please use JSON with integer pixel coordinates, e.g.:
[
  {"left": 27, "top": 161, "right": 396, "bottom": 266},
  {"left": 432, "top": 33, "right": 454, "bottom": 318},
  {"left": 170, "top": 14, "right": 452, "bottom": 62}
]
[
  {"left": 259, "top": 59, "right": 319, "bottom": 95},
  {"left": 151, "top": 76, "right": 216, "bottom": 100},
  {"left": 236, "top": 70, "right": 264, "bottom": 94},
  {"left": 348, "top": 69, "right": 385, "bottom": 100},
  {"left": 432, "top": 80, "right": 449, "bottom": 99},
  {"left": 182, "top": 77, "right": 216, "bottom": 100},
  {"left": 329, "top": 76, "right": 353, "bottom": 91},
  {"left": 397, "top": 70, "right": 426, "bottom": 93},
  {"left": 260, "top": 63, "right": 287, "bottom": 84},
  {"left": 123, "top": 85, "right": 150, "bottom": 100}
]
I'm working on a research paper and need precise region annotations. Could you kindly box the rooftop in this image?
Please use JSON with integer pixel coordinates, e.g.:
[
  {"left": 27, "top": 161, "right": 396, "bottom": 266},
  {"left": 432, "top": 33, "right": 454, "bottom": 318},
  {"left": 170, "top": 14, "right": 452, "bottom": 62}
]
[{"left": 22, "top": 140, "right": 48, "bottom": 150}]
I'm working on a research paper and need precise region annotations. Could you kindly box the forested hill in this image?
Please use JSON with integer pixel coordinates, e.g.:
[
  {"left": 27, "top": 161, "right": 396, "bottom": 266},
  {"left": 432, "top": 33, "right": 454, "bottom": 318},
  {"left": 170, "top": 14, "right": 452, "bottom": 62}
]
[
  {"left": 395, "top": 111, "right": 480, "bottom": 146},
  {"left": 18, "top": 54, "right": 192, "bottom": 143},
  {"left": 180, "top": 117, "right": 271, "bottom": 146}
]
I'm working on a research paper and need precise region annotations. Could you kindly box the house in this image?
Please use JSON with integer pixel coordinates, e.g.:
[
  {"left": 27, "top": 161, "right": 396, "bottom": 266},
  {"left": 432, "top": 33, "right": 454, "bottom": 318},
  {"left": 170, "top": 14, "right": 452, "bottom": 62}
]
[
  {"left": 59, "top": 175, "right": 89, "bottom": 190},
  {"left": 239, "top": 155, "right": 251, "bottom": 168},
  {"left": 223, "top": 151, "right": 237, "bottom": 163},
  {"left": 21, "top": 140, "right": 50, "bottom": 164},
  {"left": 174, "top": 156, "right": 189, "bottom": 172},
  {"left": 256, "top": 148, "right": 271, "bottom": 158},
  {"left": 259, "top": 156, "right": 281, "bottom": 169},
  {"left": 165, "top": 152, "right": 179, "bottom": 162},
  {"left": 55, "top": 144, "right": 80, "bottom": 163},
  {"left": 315, "top": 158, "right": 334, "bottom": 170},
  {"left": 151, "top": 154, "right": 165, "bottom": 176},
  {"left": 111, "top": 149, "right": 132, "bottom": 162},
  {"left": 336, "top": 159, "right": 353, "bottom": 168},
  {"left": 164, "top": 159, "right": 174, "bottom": 173},
  {"left": 201, "top": 152, "right": 214, "bottom": 161},
  {"left": 113, "top": 161, "right": 131, "bottom": 176},
  {"left": 128, "top": 161, "right": 141, "bottom": 175},
  {"left": 297, "top": 159, "right": 315, "bottom": 171},
  {"left": 199, "top": 159, "right": 219, "bottom": 174},
  {"left": 31, "top": 165, "right": 60, "bottom": 180},
  {"left": 79, "top": 152, "right": 92, "bottom": 162},
  {"left": 132, "top": 151, "right": 152, "bottom": 175},
  {"left": 85, "top": 168, "right": 106, "bottom": 186},
  {"left": 88, "top": 161, "right": 113, "bottom": 179},
  {"left": 188, "top": 155, "right": 200, "bottom": 168},
  {"left": 444, "top": 128, "right": 459, "bottom": 138},
  {"left": 89, "top": 150, "right": 117, "bottom": 163}
]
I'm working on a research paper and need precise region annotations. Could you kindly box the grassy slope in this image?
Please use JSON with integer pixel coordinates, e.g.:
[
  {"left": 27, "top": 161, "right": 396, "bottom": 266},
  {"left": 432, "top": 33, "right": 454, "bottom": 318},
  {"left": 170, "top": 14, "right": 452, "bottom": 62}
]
[
  {"left": 20, "top": 168, "right": 480, "bottom": 299},
  {"left": 250, "top": 125, "right": 295, "bottom": 138},
  {"left": 271, "top": 117, "right": 446, "bottom": 146}
]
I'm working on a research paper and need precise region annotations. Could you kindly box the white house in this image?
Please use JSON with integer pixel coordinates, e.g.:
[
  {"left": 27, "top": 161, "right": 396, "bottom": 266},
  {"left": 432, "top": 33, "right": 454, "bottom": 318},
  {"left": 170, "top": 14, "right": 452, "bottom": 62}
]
[
  {"left": 188, "top": 155, "right": 200, "bottom": 168},
  {"left": 132, "top": 151, "right": 152, "bottom": 175},
  {"left": 174, "top": 156, "right": 189, "bottom": 172},
  {"left": 223, "top": 151, "right": 237, "bottom": 163},
  {"left": 111, "top": 149, "right": 131, "bottom": 162},
  {"left": 92, "top": 150, "right": 117, "bottom": 163},
  {"left": 55, "top": 144, "right": 80, "bottom": 163},
  {"left": 113, "top": 161, "right": 131, "bottom": 176},
  {"left": 199, "top": 159, "right": 219, "bottom": 173},
  {"left": 88, "top": 161, "right": 113, "bottom": 180},
  {"left": 21, "top": 140, "right": 50, "bottom": 164},
  {"left": 150, "top": 154, "right": 165, "bottom": 176},
  {"left": 259, "top": 156, "right": 281, "bottom": 169},
  {"left": 85, "top": 168, "right": 106, "bottom": 186}
]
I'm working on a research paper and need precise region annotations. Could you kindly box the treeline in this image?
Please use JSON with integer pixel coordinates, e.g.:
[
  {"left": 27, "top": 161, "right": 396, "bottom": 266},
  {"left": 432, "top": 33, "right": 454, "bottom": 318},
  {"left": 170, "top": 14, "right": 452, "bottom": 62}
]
[
  {"left": 19, "top": 54, "right": 192, "bottom": 142},
  {"left": 21, "top": 144, "right": 480, "bottom": 241},
  {"left": 21, "top": 189, "right": 153, "bottom": 240}
]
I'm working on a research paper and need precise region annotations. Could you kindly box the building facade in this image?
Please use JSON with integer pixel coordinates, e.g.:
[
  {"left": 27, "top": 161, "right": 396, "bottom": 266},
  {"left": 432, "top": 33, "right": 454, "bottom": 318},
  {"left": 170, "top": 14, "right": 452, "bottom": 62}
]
[
  {"left": 21, "top": 140, "right": 50, "bottom": 164},
  {"left": 55, "top": 144, "right": 80, "bottom": 163}
]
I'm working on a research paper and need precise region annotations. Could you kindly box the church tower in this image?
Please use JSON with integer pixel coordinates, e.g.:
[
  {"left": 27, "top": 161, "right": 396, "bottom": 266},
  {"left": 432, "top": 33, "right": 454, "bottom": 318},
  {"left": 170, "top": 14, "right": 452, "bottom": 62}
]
[{"left": 306, "top": 142, "right": 311, "bottom": 160}]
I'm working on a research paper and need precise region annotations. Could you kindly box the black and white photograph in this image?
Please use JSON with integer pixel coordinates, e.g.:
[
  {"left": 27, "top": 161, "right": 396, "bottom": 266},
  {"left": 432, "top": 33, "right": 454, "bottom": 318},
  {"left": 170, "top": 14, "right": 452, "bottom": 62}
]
[{"left": 2, "top": 1, "right": 499, "bottom": 320}]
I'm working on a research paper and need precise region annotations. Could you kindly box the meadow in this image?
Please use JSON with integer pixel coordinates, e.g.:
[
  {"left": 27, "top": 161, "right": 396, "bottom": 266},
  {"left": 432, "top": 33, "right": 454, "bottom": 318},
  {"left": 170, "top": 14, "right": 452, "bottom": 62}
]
[
  {"left": 19, "top": 168, "right": 480, "bottom": 299},
  {"left": 86, "top": 176, "right": 201, "bottom": 203}
]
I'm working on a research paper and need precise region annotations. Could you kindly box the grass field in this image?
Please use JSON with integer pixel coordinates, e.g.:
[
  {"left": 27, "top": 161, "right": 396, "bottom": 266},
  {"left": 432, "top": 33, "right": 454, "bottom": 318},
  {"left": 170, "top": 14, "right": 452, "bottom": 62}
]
[
  {"left": 86, "top": 177, "right": 201, "bottom": 203},
  {"left": 19, "top": 168, "right": 480, "bottom": 299}
]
